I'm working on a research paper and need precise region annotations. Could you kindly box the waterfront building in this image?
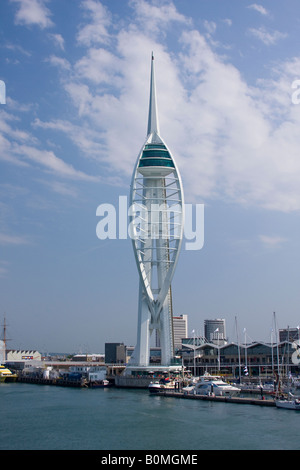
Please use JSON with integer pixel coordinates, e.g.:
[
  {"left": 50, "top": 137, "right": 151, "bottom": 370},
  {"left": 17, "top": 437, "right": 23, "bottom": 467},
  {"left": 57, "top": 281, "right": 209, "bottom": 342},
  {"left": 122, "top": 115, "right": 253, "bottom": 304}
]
[
  {"left": 126, "top": 53, "right": 184, "bottom": 374},
  {"left": 6, "top": 350, "right": 41, "bottom": 362},
  {"left": 173, "top": 314, "right": 188, "bottom": 351},
  {"left": 4, "top": 350, "right": 42, "bottom": 372},
  {"left": 180, "top": 340, "right": 300, "bottom": 377},
  {"left": 279, "top": 327, "right": 300, "bottom": 343},
  {"left": 105, "top": 343, "right": 125, "bottom": 364},
  {"left": 69, "top": 365, "right": 107, "bottom": 383},
  {"left": 204, "top": 319, "right": 227, "bottom": 345},
  {"left": 71, "top": 354, "right": 104, "bottom": 362}
]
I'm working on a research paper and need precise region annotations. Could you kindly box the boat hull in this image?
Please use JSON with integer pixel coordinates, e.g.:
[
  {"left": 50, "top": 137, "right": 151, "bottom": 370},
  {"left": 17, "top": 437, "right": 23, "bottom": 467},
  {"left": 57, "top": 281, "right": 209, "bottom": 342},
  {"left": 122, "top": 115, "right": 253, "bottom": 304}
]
[
  {"left": 0, "top": 376, "right": 17, "bottom": 383},
  {"left": 183, "top": 375, "right": 240, "bottom": 397},
  {"left": 0, "top": 365, "right": 17, "bottom": 383},
  {"left": 148, "top": 381, "right": 177, "bottom": 393},
  {"left": 276, "top": 399, "right": 300, "bottom": 410}
]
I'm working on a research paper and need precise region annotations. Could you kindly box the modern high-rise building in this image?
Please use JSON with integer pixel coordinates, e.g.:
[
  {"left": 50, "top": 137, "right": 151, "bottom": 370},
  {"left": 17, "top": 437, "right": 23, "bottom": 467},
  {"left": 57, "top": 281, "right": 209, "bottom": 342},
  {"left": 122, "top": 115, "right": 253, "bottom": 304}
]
[
  {"left": 173, "top": 315, "right": 188, "bottom": 351},
  {"left": 204, "top": 319, "right": 227, "bottom": 345},
  {"left": 127, "top": 54, "right": 184, "bottom": 372}
]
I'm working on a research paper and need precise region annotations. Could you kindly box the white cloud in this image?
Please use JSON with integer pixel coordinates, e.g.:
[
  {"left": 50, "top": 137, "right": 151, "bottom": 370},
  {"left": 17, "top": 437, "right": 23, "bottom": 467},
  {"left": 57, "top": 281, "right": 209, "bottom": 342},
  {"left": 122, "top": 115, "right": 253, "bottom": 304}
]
[
  {"left": 48, "top": 33, "right": 65, "bottom": 50},
  {"left": 248, "top": 26, "right": 287, "bottom": 45},
  {"left": 222, "top": 18, "right": 232, "bottom": 27},
  {"left": 10, "top": 0, "right": 53, "bottom": 29},
  {"left": 0, "top": 233, "right": 30, "bottom": 245},
  {"left": 39, "top": 179, "right": 78, "bottom": 198},
  {"left": 259, "top": 235, "right": 288, "bottom": 248},
  {"left": 9, "top": 0, "right": 300, "bottom": 213},
  {"left": 74, "top": 48, "right": 122, "bottom": 84},
  {"left": 4, "top": 43, "right": 31, "bottom": 56},
  {"left": 33, "top": 118, "right": 105, "bottom": 160},
  {"left": 204, "top": 20, "right": 217, "bottom": 35},
  {"left": 46, "top": 55, "right": 71, "bottom": 71},
  {"left": 0, "top": 111, "right": 98, "bottom": 181},
  {"left": 247, "top": 4, "right": 269, "bottom": 16},
  {"left": 13, "top": 144, "right": 98, "bottom": 181},
  {"left": 77, "top": 0, "right": 111, "bottom": 46},
  {"left": 130, "top": 0, "right": 191, "bottom": 32},
  {"left": 0, "top": 110, "right": 36, "bottom": 143}
]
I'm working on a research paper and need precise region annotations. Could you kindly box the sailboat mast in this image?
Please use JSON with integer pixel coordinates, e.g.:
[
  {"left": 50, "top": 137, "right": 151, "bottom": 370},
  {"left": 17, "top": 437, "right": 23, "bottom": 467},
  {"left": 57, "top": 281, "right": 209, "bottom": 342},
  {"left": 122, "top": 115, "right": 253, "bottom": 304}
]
[
  {"left": 273, "top": 312, "right": 280, "bottom": 374},
  {"left": 235, "top": 316, "right": 241, "bottom": 383},
  {"left": 2, "top": 315, "right": 7, "bottom": 362}
]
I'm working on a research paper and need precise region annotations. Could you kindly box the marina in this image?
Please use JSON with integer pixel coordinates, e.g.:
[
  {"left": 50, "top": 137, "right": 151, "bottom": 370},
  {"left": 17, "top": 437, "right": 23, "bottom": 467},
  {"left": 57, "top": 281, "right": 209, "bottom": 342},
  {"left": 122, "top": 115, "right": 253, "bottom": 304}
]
[
  {"left": 1, "top": 382, "right": 300, "bottom": 450},
  {"left": 6, "top": 366, "right": 296, "bottom": 410}
]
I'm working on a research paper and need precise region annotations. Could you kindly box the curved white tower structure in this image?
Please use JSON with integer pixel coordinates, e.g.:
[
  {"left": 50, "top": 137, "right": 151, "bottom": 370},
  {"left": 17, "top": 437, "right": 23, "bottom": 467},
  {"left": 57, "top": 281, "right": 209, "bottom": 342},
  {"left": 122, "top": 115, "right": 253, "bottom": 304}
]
[{"left": 128, "top": 54, "right": 184, "bottom": 371}]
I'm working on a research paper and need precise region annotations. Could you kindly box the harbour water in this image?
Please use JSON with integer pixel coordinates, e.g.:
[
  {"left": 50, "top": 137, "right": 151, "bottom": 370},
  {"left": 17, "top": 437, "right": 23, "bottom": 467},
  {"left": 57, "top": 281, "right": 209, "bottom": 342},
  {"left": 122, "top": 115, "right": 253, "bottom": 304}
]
[{"left": 0, "top": 381, "right": 299, "bottom": 450}]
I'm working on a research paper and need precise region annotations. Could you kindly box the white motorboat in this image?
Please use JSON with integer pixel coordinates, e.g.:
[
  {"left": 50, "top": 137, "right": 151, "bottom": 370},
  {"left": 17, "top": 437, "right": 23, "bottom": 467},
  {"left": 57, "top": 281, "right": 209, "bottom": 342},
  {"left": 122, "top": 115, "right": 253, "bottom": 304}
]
[
  {"left": 148, "top": 377, "right": 177, "bottom": 393},
  {"left": 183, "top": 373, "right": 240, "bottom": 397},
  {"left": 275, "top": 398, "right": 300, "bottom": 410},
  {"left": 237, "top": 382, "right": 274, "bottom": 394}
]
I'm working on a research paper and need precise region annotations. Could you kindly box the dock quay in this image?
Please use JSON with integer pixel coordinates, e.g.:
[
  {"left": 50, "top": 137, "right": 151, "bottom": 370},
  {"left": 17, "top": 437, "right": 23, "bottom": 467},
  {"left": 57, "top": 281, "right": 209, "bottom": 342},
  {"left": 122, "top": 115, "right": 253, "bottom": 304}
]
[
  {"left": 151, "top": 390, "right": 276, "bottom": 406},
  {"left": 17, "top": 375, "right": 88, "bottom": 387}
]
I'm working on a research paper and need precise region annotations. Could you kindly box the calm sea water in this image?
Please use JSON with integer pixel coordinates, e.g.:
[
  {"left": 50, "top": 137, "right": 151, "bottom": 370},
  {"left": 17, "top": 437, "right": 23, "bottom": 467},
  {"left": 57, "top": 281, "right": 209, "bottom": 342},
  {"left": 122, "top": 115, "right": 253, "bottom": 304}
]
[{"left": 0, "top": 382, "right": 299, "bottom": 451}]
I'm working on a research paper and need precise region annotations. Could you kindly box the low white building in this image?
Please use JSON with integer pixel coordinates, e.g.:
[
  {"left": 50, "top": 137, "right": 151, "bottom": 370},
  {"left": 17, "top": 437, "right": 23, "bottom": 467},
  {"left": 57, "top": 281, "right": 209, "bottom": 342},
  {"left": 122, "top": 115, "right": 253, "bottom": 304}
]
[
  {"left": 7, "top": 350, "right": 42, "bottom": 361},
  {"left": 69, "top": 365, "right": 106, "bottom": 382}
]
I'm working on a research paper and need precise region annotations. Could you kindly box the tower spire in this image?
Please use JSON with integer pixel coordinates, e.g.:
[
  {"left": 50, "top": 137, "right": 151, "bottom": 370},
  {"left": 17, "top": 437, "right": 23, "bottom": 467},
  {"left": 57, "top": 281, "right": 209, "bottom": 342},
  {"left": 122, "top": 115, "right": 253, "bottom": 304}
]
[
  {"left": 127, "top": 54, "right": 184, "bottom": 373},
  {"left": 147, "top": 52, "right": 160, "bottom": 136}
]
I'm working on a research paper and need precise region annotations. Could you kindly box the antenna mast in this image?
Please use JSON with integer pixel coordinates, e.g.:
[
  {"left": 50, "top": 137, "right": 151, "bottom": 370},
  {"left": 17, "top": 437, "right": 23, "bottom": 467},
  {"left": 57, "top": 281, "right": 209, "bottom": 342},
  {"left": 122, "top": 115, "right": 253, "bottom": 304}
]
[{"left": 1, "top": 315, "right": 10, "bottom": 362}]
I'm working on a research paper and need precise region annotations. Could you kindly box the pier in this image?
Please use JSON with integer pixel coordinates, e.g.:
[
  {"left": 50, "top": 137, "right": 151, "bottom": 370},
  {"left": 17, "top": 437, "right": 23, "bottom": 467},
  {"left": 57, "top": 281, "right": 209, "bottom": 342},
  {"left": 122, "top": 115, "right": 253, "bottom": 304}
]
[
  {"left": 150, "top": 390, "right": 276, "bottom": 406},
  {"left": 17, "top": 375, "right": 88, "bottom": 387}
]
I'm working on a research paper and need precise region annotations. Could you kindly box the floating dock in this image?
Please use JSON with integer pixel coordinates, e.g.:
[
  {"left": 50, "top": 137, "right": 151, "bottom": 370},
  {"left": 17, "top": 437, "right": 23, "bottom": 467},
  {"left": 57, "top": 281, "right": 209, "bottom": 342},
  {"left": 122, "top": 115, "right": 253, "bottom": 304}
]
[{"left": 151, "top": 390, "right": 276, "bottom": 406}]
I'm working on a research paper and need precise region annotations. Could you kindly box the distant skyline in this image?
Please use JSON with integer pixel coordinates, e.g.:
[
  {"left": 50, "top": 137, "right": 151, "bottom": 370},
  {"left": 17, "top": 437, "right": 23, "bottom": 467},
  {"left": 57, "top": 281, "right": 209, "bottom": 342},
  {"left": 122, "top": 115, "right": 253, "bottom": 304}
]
[{"left": 1, "top": 0, "right": 300, "bottom": 353}]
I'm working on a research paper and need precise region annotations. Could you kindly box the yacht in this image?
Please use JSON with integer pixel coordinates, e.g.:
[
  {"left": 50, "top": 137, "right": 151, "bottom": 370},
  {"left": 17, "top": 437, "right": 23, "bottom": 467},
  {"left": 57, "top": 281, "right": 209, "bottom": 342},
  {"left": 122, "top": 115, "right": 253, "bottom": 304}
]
[
  {"left": 237, "top": 382, "right": 274, "bottom": 394},
  {"left": 148, "top": 377, "right": 177, "bottom": 393},
  {"left": 0, "top": 364, "right": 17, "bottom": 383},
  {"left": 275, "top": 397, "right": 300, "bottom": 410},
  {"left": 183, "top": 373, "right": 240, "bottom": 397}
]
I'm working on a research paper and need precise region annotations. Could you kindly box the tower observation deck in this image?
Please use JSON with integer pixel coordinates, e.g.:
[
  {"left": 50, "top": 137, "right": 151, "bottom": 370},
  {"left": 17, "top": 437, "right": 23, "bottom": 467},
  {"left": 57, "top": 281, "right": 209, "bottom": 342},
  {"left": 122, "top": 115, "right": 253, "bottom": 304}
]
[{"left": 126, "top": 54, "right": 184, "bottom": 374}]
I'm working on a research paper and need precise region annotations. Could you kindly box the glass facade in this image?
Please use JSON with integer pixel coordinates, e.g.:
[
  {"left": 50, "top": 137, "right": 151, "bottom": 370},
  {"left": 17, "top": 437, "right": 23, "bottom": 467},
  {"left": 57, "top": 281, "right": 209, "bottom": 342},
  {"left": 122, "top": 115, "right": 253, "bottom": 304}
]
[
  {"left": 139, "top": 158, "right": 174, "bottom": 168},
  {"left": 180, "top": 341, "right": 300, "bottom": 377},
  {"left": 138, "top": 143, "right": 174, "bottom": 169}
]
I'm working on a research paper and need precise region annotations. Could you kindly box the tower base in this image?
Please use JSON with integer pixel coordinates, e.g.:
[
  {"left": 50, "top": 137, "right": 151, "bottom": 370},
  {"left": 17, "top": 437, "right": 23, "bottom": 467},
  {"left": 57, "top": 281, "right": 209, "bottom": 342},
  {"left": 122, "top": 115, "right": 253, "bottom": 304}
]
[
  {"left": 115, "top": 363, "right": 184, "bottom": 388},
  {"left": 123, "top": 363, "right": 182, "bottom": 376}
]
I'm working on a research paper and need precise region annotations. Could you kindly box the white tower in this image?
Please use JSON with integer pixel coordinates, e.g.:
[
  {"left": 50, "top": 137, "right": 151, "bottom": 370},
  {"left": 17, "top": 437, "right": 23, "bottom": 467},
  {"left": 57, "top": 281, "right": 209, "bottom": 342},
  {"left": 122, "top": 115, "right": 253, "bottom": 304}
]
[{"left": 128, "top": 54, "right": 184, "bottom": 371}]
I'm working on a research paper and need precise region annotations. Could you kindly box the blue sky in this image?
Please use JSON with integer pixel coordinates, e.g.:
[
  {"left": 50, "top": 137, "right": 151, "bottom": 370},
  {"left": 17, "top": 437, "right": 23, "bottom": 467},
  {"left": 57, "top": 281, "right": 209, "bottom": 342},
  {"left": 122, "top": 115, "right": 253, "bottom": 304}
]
[{"left": 1, "top": 0, "right": 300, "bottom": 353}]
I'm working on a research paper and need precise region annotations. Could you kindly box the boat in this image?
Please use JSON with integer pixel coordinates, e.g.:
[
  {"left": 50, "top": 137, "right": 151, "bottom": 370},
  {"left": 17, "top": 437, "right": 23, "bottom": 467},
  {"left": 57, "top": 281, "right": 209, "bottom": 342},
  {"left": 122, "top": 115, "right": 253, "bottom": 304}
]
[
  {"left": 149, "top": 377, "right": 177, "bottom": 393},
  {"left": 183, "top": 373, "right": 240, "bottom": 397},
  {"left": 275, "top": 396, "right": 300, "bottom": 410},
  {"left": 0, "top": 364, "right": 17, "bottom": 383},
  {"left": 236, "top": 381, "right": 275, "bottom": 395},
  {"left": 89, "top": 379, "right": 113, "bottom": 388}
]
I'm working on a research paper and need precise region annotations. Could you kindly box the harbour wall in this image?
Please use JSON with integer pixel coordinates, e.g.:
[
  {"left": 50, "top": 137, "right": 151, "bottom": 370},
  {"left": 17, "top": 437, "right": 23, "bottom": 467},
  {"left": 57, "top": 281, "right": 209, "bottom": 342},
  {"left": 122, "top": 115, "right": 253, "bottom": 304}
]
[{"left": 114, "top": 375, "right": 154, "bottom": 388}]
